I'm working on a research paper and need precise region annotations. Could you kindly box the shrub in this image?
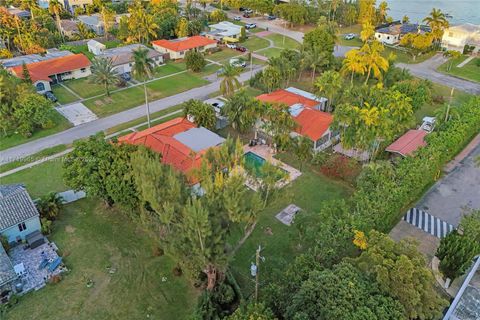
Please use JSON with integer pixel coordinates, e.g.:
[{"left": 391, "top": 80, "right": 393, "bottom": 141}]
[
  {"left": 185, "top": 50, "right": 206, "bottom": 72},
  {"left": 320, "top": 154, "right": 360, "bottom": 183}
]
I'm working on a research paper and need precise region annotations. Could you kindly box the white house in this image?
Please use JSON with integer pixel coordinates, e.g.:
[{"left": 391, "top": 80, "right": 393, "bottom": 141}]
[
  {"left": 95, "top": 44, "right": 164, "bottom": 75},
  {"left": 8, "top": 53, "right": 91, "bottom": 94},
  {"left": 207, "top": 21, "right": 243, "bottom": 43},
  {"left": 87, "top": 39, "right": 106, "bottom": 55},
  {"left": 442, "top": 23, "right": 480, "bottom": 53},
  {"left": 375, "top": 22, "right": 429, "bottom": 45},
  {"left": 77, "top": 14, "right": 104, "bottom": 35},
  {"left": 152, "top": 36, "right": 218, "bottom": 60}
]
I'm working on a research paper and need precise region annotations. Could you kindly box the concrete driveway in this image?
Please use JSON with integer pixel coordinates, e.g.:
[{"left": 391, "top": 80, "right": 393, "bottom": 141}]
[
  {"left": 56, "top": 102, "right": 98, "bottom": 126},
  {"left": 397, "top": 54, "right": 480, "bottom": 95}
]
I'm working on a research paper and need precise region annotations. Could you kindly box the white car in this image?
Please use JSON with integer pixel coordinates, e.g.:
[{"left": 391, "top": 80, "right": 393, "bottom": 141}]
[
  {"left": 344, "top": 33, "right": 355, "bottom": 40},
  {"left": 245, "top": 23, "right": 257, "bottom": 29},
  {"left": 233, "top": 16, "right": 241, "bottom": 21},
  {"left": 226, "top": 43, "right": 237, "bottom": 49},
  {"left": 229, "top": 58, "right": 247, "bottom": 68},
  {"left": 245, "top": 9, "right": 253, "bottom": 14}
]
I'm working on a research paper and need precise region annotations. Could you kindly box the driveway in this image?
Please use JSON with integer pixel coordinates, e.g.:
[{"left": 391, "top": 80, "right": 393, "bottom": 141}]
[
  {"left": 56, "top": 102, "right": 98, "bottom": 126},
  {"left": 0, "top": 67, "right": 264, "bottom": 164},
  {"left": 416, "top": 142, "right": 480, "bottom": 226},
  {"left": 397, "top": 54, "right": 480, "bottom": 95}
]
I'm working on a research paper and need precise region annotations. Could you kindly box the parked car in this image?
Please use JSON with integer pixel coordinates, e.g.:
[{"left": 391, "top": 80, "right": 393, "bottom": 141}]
[
  {"left": 236, "top": 46, "right": 247, "bottom": 52},
  {"left": 226, "top": 43, "right": 237, "bottom": 49},
  {"left": 120, "top": 72, "right": 131, "bottom": 82},
  {"left": 44, "top": 91, "right": 57, "bottom": 103},
  {"left": 245, "top": 23, "right": 257, "bottom": 29},
  {"left": 344, "top": 33, "right": 355, "bottom": 40},
  {"left": 267, "top": 15, "right": 276, "bottom": 20},
  {"left": 243, "top": 13, "right": 250, "bottom": 18},
  {"left": 233, "top": 16, "right": 241, "bottom": 21},
  {"left": 229, "top": 58, "right": 247, "bottom": 68},
  {"left": 245, "top": 9, "right": 253, "bottom": 14},
  {"left": 239, "top": 7, "right": 246, "bottom": 11}
]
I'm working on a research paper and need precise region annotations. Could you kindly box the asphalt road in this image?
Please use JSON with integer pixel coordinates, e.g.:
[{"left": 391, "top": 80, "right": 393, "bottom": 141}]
[{"left": 0, "top": 68, "right": 262, "bottom": 165}]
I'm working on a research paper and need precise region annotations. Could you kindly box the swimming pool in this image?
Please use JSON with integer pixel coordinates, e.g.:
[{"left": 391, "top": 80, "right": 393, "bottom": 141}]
[{"left": 244, "top": 152, "right": 266, "bottom": 177}]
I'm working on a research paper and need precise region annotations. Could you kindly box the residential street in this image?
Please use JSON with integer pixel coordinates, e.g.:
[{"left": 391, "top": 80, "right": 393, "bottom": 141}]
[
  {"left": 0, "top": 68, "right": 263, "bottom": 164},
  {"left": 397, "top": 54, "right": 480, "bottom": 95}
]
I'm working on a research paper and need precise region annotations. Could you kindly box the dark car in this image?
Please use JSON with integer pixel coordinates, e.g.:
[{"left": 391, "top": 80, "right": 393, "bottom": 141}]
[
  {"left": 44, "top": 91, "right": 57, "bottom": 103},
  {"left": 236, "top": 46, "right": 247, "bottom": 52},
  {"left": 120, "top": 72, "right": 131, "bottom": 81},
  {"left": 239, "top": 7, "right": 246, "bottom": 11},
  {"left": 243, "top": 13, "right": 250, "bottom": 18},
  {"left": 267, "top": 15, "right": 276, "bottom": 20}
]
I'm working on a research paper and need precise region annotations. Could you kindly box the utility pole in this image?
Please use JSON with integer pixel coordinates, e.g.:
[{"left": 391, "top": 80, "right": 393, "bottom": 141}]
[
  {"left": 255, "top": 245, "right": 261, "bottom": 302},
  {"left": 445, "top": 87, "right": 454, "bottom": 123},
  {"left": 250, "top": 52, "right": 253, "bottom": 78}
]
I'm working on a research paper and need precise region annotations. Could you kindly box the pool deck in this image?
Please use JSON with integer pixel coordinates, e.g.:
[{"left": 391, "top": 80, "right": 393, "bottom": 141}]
[{"left": 243, "top": 144, "right": 301, "bottom": 190}]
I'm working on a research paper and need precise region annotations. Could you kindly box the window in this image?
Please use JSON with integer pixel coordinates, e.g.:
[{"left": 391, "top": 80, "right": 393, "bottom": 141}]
[
  {"left": 180, "top": 51, "right": 185, "bottom": 55},
  {"left": 18, "top": 222, "right": 27, "bottom": 232},
  {"left": 387, "top": 36, "right": 390, "bottom": 40},
  {"left": 377, "top": 34, "right": 381, "bottom": 38},
  {"left": 81, "top": 68, "right": 86, "bottom": 72},
  {"left": 35, "top": 82, "right": 45, "bottom": 92}
]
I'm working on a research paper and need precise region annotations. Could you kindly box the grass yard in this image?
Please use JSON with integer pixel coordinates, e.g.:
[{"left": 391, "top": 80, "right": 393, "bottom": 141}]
[
  {"left": 265, "top": 33, "right": 301, "bottom": 50},
  {"left": 153, "top": 61, "right": 187, "bottom": 77},
  {"left": 207, "top": 49, "right": 245, "bottom": 62},
  {"left": 437, "top": 56, "right": 480, "bottom": 83},
  {"left": 0, "top": 145, "right": 68, "bottom": 174},
  {"left": 229, "top": 153, "right": 353, "bottom": 296},
  {"left": 84, "top": 73, "right": 208, "bottom": 117},
  {"left": 6, "top": 198, "right": 198, "bottom": 320},
  {"left": 190, "top": 63, "right": 222, "bottom": 77},
  {"left": 0, "top": 112, "right": 71, "bottom": 151},
  {"left": 242, "top": 36, "right": 270, "bottom": 52},
  {"left": 336, "top": 24, "right": 363, "bottom": 46},
  {"left": 52, "top": 85, "right": 79, "bottom": 105},
  {"left": 0, "top": 160, "right": 67, "bottom": 199},
  {"left": 64, "top": 77, "right": 110, "bottom": 99},
  {"left": 384, "top": 46, "right": 436, "bottom": 64},
  {"left": 257, "top": 47, "right": 283, "bottom": 59}
]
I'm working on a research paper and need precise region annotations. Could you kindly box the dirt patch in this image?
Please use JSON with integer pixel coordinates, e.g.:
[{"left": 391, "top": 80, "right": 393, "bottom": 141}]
[{"left": 65, "top": 225, "right": 76, "bottom": 233}]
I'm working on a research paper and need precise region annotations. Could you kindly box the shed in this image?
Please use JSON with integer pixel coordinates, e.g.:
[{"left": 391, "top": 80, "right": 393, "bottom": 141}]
[
  {"left": 87, "top": 39, "right": 106, "bottom": 55},
  {"left": 385, "top": 129, "right": 427, "bottom": 157}
]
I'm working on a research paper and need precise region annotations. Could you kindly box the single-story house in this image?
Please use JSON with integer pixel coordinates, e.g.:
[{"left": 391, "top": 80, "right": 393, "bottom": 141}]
[
  {"left": 87, "top": 39, "right": 106, "bottom": 55},
  {"left": 0, "top": 49, "right": 72, "bottom": 68},
  {"left": 256, "top": 88, "right": 334, "bottom": 151},
  {"left": 6, "top": 7, "right": 31, "bottom": 19},
  {"left": 207, "top": 21, "right": 243, "bottom": 43},
  {"left": 38, "top": 0, "right": 93, "bottom": 14},
  {"left": 0, "top": 184, "right": 41, "bottom": 244},
  {"left": 375, "top": 21, "right": 430, "bottom": 45},
  {"left": 118, "top": 117, "right": 225, "bottom": 183},
  {"left": 77, "top": 14, "right": 104, "bottom": 35},
  {"left": 60, "top": 20, "right": 79, "bottom": 38},
  {"left": 94, "top": 44, "right": 164, "bottom": 75},
  {"left": 385, "top": 129, "right": 428, "bottom": 157},
  {"left": 8, "top": 53, "right": 91, "bottom": 94},
  {"left": 442, "top": 23, "right": 480, "bottom": 53},
  {"left": 152, "top": 36, "right": 217, "bottom": 60}
]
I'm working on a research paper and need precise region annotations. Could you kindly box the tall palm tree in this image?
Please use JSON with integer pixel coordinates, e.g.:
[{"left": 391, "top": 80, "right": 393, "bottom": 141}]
[
  {"left": 423, "top": 8, "right": 449, "bottom": 44},
  {"left": 304, "top": 46, "right": 328, "bottom": 84},
  {"left": 48, "top": 0, "right": 64, "bottom": 42},
  {"left": 361, "top": 41, "right": 389, "bottom": 84},
  {"left": 100, "top": 5, "right": 115, "bottom": 39},
  {"left": 341, "top": 49, "right": 367, "bottom": 84},
  {"left": 360, "top": 21, "right": 375, "bottom": 42},
  {"left": 219, "top": 64, "right": 241, "bottom": 98},
  {"left": 132, "top": 47, "right": 155, "bottom": 128},
  {"left": 377, "top": 1, "right": 389, "bottom": 23},
  {"left": 90, "top": 57, "right": 118, "bottom": 96},
  {"left": 314, "top": 70, "right": 342, "bottom": 111}
]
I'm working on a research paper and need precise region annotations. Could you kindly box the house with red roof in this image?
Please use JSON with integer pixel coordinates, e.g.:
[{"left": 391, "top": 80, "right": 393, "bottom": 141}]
[
  {"left": 118, "top": 117, "right": 225, "bottom": 183},
  {"left": 256, "top": 87, "right": 335, "bottom": 151},
  {"left": 385, "top": 129, "right": 428, "bottom": 157},
  {"left": 151, "top": 36, "right": 217, "bottom": 60},
  {"left": 8, "top": 53, "right": 91, "bottom": 94}
]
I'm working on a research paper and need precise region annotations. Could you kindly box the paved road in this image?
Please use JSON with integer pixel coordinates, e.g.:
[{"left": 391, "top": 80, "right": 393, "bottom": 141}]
[
  {"left": 0, "top": 68, "right": 263, "bottom": 165},
  {"left": 397, "top": 54, "right": 480, "bottom": 95}
]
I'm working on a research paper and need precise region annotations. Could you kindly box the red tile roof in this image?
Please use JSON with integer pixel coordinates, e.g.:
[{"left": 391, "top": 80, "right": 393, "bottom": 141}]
[
  {"left": 386, "top": 129, "right": 427, "bottom": 157},
  {"left": 256, "top": 89, "right": 332, "bottom": 141},
  {"left": 9, "top": 54, "right": 91, "bottom": 83},
  {"left": 256, "top": 89, "right": 319, "bottom": 109},
  {"left": 151, "top": 36, "right": 217, "bottom": 52},
  {"left": 118, "top": 117, "right": 210, "bottom": 180}
]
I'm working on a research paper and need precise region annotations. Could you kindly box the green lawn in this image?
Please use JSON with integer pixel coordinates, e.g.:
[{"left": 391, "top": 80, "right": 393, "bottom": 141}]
[
  {"left": 64, "top": 77, "right": 110, "bottom": 99},
  {"left": 207, "top": 49, "right": 244, "bottom": 62},
  {"left": 52, "top": 85, "right": 79, "bottom": 105},
  {"left": 190, "top": 63, "right": 222, "bottom": 77},
  {"left": 265, "top": 33, "right": 301, "bottom": 50},
  {"left": 336, "top": 24, "right": 363, "bottom": 46},
  {"left": 0, "top": 160, "right": 67, "bottom": 198},
  {"left": 84, "top": 73, "right": 208, "bottom": 117},
  {"left": 0, "top": 145, "right": 68, "bottom": 174},
  {"left": 6, "top": 198, "right": 198, "bottom": 320},
  {"left": 229, "top": 153, "right": 353, "bottom": 296},
  {"left": 437, "top": 56, "right": 480, "bottom": 83},
  {"left": 257, "top": 47, "right": 283, "bottom": 59},
  {"left": 0, "top": 112, "right": 71, "bottom": 151},
  {"left": 384, "top": 46, "right": 436, "bottom": 64},
  {"left": 153, "top": 61, "right": 187, "bottom": 77},
  {"left": 242, "top": 36, "right": 270, "bottom": 52}
]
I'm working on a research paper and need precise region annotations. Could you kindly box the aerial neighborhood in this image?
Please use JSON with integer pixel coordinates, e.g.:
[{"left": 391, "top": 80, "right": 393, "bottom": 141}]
[{"left": 0, "top": 0, "right": 479, "bottom": 319}]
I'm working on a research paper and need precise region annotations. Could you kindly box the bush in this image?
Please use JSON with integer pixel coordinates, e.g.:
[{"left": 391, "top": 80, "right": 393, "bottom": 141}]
[
  {"left": 320, "top": 154, "right": 360, "bottom": 183},
  {"left": 41, "top": 218, "right": 53, "bottom": 235},
  {"left": 185, "top": 50, "right": 206, "bottom": 72}
]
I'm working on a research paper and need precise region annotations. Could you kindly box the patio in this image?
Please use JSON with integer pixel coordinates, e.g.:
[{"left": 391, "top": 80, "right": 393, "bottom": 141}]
[{"left": 9, "top": 240, "right": 65, "bottom": 294}]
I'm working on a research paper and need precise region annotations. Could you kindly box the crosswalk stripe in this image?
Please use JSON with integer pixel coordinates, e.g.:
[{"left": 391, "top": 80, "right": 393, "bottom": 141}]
[{"left": 403, "top": 208, "right": 455, "bottom": 239}]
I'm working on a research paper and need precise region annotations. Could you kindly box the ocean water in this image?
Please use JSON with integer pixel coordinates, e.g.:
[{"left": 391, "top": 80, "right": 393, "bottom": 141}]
[{"left": 384, "top": 0, "right": 480, "bottom": 25}]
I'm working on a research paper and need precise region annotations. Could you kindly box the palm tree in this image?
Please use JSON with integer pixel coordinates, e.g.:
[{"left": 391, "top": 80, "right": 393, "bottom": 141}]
[
  {"left": 341, "top": 49, "right": 367, "bottom": 84},
  {"left": 423, "top": 8, "right": 449, "bottom": 44},
  {"left": 100, "top": 5, "right": 115, "bottom": 39},
  {"left": 90, "top": 57, "right": 119, "bottom": 96},
  {"left": 36, "top": 192, "right": 63, "bottom": 220},
  {"left": 361, "top": 41, "right": 389, "bottom": 84},
  {"left": 132, "top": 47, "right": 155, "bottom": 128},
  {"left": 182, "top": 99, "right": 216, "bottom": 129},
  {"left": 314, "top": 70, "right": 342, "bottom": 111},
  {"left": 304, "top": 46, "right": 328, "bottom": 84},
  {"left": 219, "top": 64, "right": 241, "bottom": 98},
  {"left": 21, "top": 0, "right": 39, "bottom": 20},
  {"left": 48, "top": 0, "right": 64, "bottom": 42},
  {"left": 377, "top": 1, "right": 389, "bottom": 23},
  {"left": 360, "top": 21, "right": 375, "bottom": 42}
]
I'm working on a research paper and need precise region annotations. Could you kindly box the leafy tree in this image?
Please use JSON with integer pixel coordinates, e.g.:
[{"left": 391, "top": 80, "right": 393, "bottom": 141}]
[
  {"left": 76, "top": 21, "right": 96, "bottom": 39},
  {"left": 393, "top": 79, "right": 432, "bottom": 111},
  {"left": 222, "top": 89, "right": 261, "bottom": 133},
  {"left": 90, "top": 57, "right": 119, "bottom": 96},
  {"left": 36, "top": 192, "right": 63, "bottom": 220},
  {"left": 400, "top": 33, "right": 434, "bottom": 61},
  {"left": 209, "top": 9, "right": 227, "bottom": 22},
  {"left": 360, "top": 41, "right": 389, "bottom": 84},
  {"left": 185, "top": 50, "right": 206, "bottom": 72},
  {"left": 262, "top": 103, "right": 297, "bottom": 151},
  {"left": 292, "top": 136, "right": 312, "bottom": 170},
  {"left": 21, "top": 62, "right": 32, "bottom": 84},
  {"left": 258, "top": 161, "right": 287, "bottom": 206},
  {"left": 182, "top": 99, "right": 217, "bottom": 130},
  {"left": 132, "top": 46, "right": 155, "bottom": 127},
  {"left": 314, "top": 70, "right": 342, "bottom": 111},
  {"left": 175, "top": 17, "right": 189, "bottom": 38},
  {"left": 261, "top": 66, "right": 282, "bottom": 93},
  {"left": 128, "top": 0, "right": 158, "bottom": 43},
  {"left": 13, "top": 93, "right": 55, "bottom": 137},
  {"left": 353, "top": 231, "right": 448, "bottom": 320},
  {"left": 273, "top": 3, "right": 309, "bottom": 27},
  {"left": 0, "top": 48, "right": 13, "bottom": 59},
  {"left": 341, "top": 48, "right": 366, "bottom": 84},
  {"left": 219, "top": 64, "right": 241, "bottom": 98},
  {"left": 228, "top": 303, "right": 276, "bottom": 320},
  {"left": 303, "top": 25, "right": 335, "bottom": 66},
  {"left": 100, "top": 5, "right": 115, "bottom": 39}
]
